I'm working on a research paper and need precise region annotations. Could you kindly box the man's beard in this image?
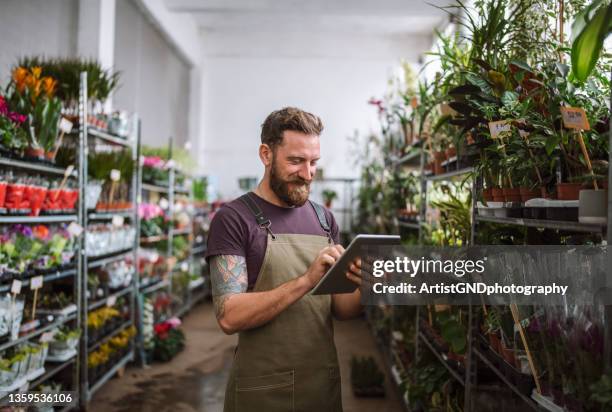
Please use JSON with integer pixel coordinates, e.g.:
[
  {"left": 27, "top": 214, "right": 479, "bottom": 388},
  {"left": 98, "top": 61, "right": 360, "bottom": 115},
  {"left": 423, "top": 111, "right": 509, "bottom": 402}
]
[{"left": 269, "top": 158, "right": 311, "bottom": 207}]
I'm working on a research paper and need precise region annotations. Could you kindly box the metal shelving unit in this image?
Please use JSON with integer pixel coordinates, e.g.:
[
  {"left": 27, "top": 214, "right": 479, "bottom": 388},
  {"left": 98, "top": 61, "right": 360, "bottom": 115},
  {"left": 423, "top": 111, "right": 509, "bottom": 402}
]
[{"left": 77, "top": 72, "right": 140, "bottom": 408}]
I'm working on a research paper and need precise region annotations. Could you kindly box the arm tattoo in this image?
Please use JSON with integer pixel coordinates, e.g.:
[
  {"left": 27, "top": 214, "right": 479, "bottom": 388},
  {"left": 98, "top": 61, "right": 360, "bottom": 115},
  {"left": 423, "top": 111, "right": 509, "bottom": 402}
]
[{"left": 210, "top": 255, "right": 248, "bottom": 319}]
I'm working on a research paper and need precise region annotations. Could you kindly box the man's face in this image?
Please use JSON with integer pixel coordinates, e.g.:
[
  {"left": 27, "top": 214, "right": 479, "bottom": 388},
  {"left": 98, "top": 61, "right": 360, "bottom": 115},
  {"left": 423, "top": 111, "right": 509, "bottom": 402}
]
[{"left": 268, "top": 130, "right": 320, "bottom": 207}]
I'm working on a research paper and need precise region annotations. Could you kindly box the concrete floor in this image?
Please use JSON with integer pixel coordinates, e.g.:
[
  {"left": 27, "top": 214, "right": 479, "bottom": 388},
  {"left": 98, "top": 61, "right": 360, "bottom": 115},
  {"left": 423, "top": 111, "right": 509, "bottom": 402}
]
[{"left": 90, "top": 302, "right": 404, "bottom": 412}]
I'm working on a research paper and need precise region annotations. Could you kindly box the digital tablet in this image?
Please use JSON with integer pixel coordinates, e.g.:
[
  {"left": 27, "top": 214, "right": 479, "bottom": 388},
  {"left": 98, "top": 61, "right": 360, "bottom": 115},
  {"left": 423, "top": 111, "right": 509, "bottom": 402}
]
[{"left": 310, "top": 234, "right": 401, "bottom": 295}]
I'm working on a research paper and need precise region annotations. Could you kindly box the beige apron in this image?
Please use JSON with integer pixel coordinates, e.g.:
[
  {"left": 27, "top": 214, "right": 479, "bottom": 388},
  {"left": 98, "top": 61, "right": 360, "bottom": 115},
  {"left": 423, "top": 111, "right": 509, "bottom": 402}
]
[{"left": 223, "top": 196, "right": 342, "bottom": 412}]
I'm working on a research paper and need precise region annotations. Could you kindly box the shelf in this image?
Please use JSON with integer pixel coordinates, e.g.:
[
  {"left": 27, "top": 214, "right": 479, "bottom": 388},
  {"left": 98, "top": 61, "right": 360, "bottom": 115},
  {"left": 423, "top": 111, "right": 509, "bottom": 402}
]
[
  {"left": 425, "top": 167, "right": 473, "bottom": 182},
  {"left": 88, "top": 250, "right": 134, "bottom": 268},
  {"left": 87, "top": 351, "right": 134, "bottom": 400},
  {"left": 88, "top": 320, "right": 132, "bottom": 352},
  {"left": 140, "top": 279, "right": 169, "bottom": 295},
  {"left": 88, "top": 210, "right": 135, "bottom": 220},
  {"left": 30, "top": 358, "right": 75, "bottom": 388},
  {"left": 141, "top": 183, "right": 169, "bottom": 193},
  {"left": 174, "top": 186, "right": 190, "bottom": 195},
  {"left": 140, "top": 234, "right": 168, "bottom": 244},
  {"left": 393, "top": 150, "right": 422, "bottom": 167},
  {"left": 0, "top": 313, "right": 77, "bottom": 352},
  {"left": 191, "top": 245, "right": 207, "bottom": 255},
  {"left": 0, "top": 267, "right": 77, "bottom": 293},
  {"left": 396, "top": 219, "right": 421, "bottom": 230},
  {"left": 171, "top": 227, "right": 191, "bottom": 236},
  {"left": 0, "top": 157, "right": 77, "bottom": 177},
  {"left": 418, "top": 332, "right": 465, "bottom": 386},
  {"left": 88, "top": 286, "right": 134, "bottom": 311},
  {"left": 474, "top": 348, "right": 540, "bottom": 411},
  {"left": 475, "top": 215, "right": 606, "bottom": 233},
  {"left": 0, "top": 215, "right": 77, "bottom": 224},
  {"left": 87, "top": 128, "right": 134, "bottom": 148}
]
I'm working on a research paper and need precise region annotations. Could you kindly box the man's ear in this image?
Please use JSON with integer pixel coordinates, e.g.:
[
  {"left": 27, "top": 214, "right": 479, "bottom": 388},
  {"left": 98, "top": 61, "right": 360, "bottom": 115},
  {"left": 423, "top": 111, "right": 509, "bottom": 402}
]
[{"left": 259, "top": 144, "right": 273, "bottom": 167}]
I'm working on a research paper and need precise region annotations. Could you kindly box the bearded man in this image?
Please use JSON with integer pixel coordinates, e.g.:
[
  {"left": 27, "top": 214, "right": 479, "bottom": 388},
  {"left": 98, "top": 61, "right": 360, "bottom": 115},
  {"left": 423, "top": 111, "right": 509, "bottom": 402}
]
[{"left": 206, "top": 107, "right": 363, "bottom": 412}]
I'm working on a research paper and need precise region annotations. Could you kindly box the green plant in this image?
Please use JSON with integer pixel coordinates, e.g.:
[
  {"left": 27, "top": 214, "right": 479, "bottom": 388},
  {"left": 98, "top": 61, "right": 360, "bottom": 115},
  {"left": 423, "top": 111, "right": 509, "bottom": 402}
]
[
  {"left": 570, "top": 0, "right": 612, "bottom": 82},
  {"left": 590, "top": 373, "right": 612, "bottom": 410},
  {"left": 321, "top": 189, "right": 338, "bottom": 204},
  {"left": 350, "top": 356, "right": 385, "bottom": 391},
  {"left": 192, "top": 177, "right": 208, "bottom": 202}
]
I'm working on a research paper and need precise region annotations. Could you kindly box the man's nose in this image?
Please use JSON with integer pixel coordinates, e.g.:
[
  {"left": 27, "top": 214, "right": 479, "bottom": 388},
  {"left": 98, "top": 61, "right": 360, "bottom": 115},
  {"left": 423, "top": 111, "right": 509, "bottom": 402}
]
[{"left": 298, "top": 163, "right": 313, "bottom": 181}]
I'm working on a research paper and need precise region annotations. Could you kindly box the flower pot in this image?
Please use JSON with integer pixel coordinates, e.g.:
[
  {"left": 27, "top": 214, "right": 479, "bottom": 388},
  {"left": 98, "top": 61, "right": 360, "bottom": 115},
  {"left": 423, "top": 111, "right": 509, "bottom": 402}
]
[
  {"left": 60, "top": 189, "right": 78, "bottom": 211},
  {"left": 85, "top": 181, "right": 103, "bottom": 210},
  {"left": 433, "top": 151, "right": 445, "bottom": 175},
  {"left": 539, "top": 186, "right": 551, "bottom": 199},
  {"left": 445, "top": 147, "right": 457, "bottom": 160},
  {"left": 488, "top": 332, "right": 502, "bottom": 354},
  {"left": 44, "top": 151, "right": 56, "bottom": 163},
  {"left": 0, "top": 181, "right": 6, "bottom": 208},
  {"left": 28, "top": 186, "right": 48, "bottom": 217},
  {"left": 324, "top": 201, "right": 332, "bottom": 209},
  {"left": 25, "top": 146, "right": 44, "bottom": 160},
  {"left": 5, "top": 182, "right": 25, "bottom": 210},
  {"left": 578, "top": 189, "right": 607, "bottom": 225},
  {"left": 519, "top": 187, "right": 540, "bottom": 202},
  {"left": 503, "top": 187, "right": 521, "bottom": 203},
  {"left": 501, "top": 345, "right": 517, "bottom": 368},
  {"left": 482, "top": 188, "right": 493, "bottom": 202},
  {"left": 556, "top": 182, "right": 581, "bottom": 200},
  {"left": 491, "top": 188, "right": 504, "bottom": 202}
]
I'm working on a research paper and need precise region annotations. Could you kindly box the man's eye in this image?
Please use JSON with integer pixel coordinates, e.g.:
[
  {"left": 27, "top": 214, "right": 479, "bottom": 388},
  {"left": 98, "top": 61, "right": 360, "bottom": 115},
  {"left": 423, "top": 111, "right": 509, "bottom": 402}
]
[{"left": 311, "top": 161, "right": 318, "bottom": 166}]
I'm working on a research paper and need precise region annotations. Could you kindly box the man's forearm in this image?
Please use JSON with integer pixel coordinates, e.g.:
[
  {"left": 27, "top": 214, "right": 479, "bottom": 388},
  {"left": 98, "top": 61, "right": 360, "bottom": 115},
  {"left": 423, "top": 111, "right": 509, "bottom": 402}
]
[
  {"left": 216, "top": 275, "right": 312, "bottom": 334},
  {"left": 332, "top": 289, "right": 363, "bottom": 320}
]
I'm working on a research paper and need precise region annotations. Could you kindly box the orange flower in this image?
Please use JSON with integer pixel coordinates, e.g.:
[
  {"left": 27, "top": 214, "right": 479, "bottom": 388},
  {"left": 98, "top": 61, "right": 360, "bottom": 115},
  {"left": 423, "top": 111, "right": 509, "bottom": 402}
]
[
  {"left": 12, "top": 67, "right": 28, "bottom": 93},
  {"left": 32, "top": 225, "right": 49, "bottom": 240},
  {"left": 42, "top": 77, "right": 56, "bottom": 97}
]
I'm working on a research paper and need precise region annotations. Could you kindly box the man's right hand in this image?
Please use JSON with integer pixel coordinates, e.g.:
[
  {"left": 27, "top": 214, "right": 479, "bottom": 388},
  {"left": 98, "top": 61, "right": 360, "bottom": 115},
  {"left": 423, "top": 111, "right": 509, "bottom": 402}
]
[{"left": 303, "top": 244, "right": 345, "bottom": 289}]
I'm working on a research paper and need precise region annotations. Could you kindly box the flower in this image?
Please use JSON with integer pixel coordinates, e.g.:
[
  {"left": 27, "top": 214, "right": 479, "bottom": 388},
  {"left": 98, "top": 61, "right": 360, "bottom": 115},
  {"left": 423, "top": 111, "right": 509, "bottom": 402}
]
[
  {"left": 31, "top": 66, "right": 42, "bottom": 79},
  {"left": 42, "top": 76, "right": 56, "bottom": 98},
  {"left": 32, "top": 225, "right": 49, "bottom": 240},
  {"left": 167, "top": 317, "right": 182, "bottom": 328},
  {"left": 12, "top": 67, "right": 28, "bottom": 93}
]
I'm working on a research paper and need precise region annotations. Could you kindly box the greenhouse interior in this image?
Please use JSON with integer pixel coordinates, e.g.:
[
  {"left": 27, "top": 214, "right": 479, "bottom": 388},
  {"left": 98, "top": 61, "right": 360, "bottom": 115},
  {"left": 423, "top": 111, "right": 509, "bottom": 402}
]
[{"left": 0, "top": 0, "right": 611, "bottom": 411}]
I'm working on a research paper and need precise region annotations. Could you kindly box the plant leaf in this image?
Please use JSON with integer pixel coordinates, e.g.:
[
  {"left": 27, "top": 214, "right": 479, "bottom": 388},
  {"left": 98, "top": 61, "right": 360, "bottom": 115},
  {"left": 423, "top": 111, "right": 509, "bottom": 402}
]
[{"left": 571, "top": 2, "right": 612, "bottom": 82}]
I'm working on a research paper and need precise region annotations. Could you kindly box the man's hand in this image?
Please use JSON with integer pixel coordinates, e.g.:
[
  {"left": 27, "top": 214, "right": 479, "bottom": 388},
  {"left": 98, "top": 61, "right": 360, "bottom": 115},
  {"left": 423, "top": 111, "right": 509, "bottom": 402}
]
[
  {"left": 345, "top": 257, "right": 362, "bottom": 287},
  {"left": 302, "top": 244, "right": 344, "bottom": 289}
]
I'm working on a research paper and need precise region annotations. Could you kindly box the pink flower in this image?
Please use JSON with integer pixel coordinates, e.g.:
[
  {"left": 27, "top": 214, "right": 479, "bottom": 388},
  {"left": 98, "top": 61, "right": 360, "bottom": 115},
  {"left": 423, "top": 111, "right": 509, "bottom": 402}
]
[
  {"left": 143, "top": 156, "right": 165, "bottom": 169},
  {"left": 367, "top": 97, "right": 385, "bottom": 114},
  {"left": 138, "top": 203, "right": 164, "bottom": 220},
  {"left": 8, "top": 112, "right": 26, "bottom": 124},
  {"left": 167, "top": 317, "right": 182, "bottom": 328}
]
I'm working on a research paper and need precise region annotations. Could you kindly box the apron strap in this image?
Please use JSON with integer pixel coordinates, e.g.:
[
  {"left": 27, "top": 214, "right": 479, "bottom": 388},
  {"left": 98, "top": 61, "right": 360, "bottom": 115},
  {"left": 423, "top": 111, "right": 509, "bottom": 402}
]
[
  {"left": 309, "top": 200, "right": 333, "bottom": 243},
  {"left": 239, "top": 193, "right": 276, "bottom": 239}
]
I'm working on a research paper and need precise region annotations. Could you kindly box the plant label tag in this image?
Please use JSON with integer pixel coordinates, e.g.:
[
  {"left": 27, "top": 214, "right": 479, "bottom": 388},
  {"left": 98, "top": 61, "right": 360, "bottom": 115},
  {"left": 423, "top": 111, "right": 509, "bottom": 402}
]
[
  {"left": 110, "top": 169, "right": 121, "bottom": 181},
  {"left": 181, "top": 262, "right": 189, "bottom": 272},
  {"left": 67, "top": 222, "right": 83, "bottom": 238},
  {"left": 561, "top": 107, "right": 590, "bottom": 130},
  {"left": 59, "top": 117, "right": 74, "bottom": 133},
  {"left": 64, "top": 165, "right": 75, "bottom": 177},
  {"left": 112, "top": 215, "right": 125, "bottom": 227},
  {"left": 30, "top": 276, "right": 44, "bottom": 290},
  {"left": 11, "top": 280, "right": 22, "bottom": 295},
  {"left": 40, "top": 331, "right": 55, "bottom": 343},
  {"left": 411, "top": 97, "right": 418, "bottom": 109},
  {"left": 488, "top": 121, "right": 511, "bottom": 139},
  {"left": 159, "top": 198, "right": 169, "bottom": 210},
  {"left": 106, "top": 295, "right": 117, "bottom": 307}
]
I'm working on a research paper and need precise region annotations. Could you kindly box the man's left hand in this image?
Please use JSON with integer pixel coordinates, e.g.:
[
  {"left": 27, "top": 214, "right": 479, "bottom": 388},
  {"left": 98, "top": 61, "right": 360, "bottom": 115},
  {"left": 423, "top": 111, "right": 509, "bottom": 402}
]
[{"left": 345, "top": 257, "right": 362, "bottom": 287}]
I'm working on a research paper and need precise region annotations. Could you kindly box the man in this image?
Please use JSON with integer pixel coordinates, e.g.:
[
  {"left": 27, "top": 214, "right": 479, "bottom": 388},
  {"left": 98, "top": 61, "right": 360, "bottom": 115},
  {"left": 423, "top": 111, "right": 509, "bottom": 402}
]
[{"left": 206, "top": 107, "right": 363, "bottom": 412}]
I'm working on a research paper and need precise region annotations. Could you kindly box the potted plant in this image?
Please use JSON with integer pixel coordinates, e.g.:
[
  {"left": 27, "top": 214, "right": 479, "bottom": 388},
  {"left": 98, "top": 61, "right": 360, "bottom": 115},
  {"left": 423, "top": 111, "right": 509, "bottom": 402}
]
[
  {"left": 350, "top": 355, "right": 385, "bottom": 397},
  {"left": 321, "top": 189, "right": 338, "bottom": 209},
  {"left": 49, "top": 327, "right": 80, "bottom": 357}
]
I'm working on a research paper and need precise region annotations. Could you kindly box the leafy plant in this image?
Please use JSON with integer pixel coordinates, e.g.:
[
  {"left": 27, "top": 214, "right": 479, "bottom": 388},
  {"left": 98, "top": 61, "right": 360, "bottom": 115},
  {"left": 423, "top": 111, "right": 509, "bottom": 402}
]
[
  {"left": 350, "top": 356, "right": 385, "bottom": 391},
  {"left": 590, "top": 373, "right": 612, "bottom": 411},
  {"left": 322, "top": 189, "right": 338, "bottom": 204},
  {"left": 570, "top": 0, "right": 612, "bottom": 82}
]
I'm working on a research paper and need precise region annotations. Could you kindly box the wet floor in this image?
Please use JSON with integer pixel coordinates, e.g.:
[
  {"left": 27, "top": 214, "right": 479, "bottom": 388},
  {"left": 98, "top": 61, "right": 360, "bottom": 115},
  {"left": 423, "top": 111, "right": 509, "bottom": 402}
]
[{"left": 91, "top": 302, "right": 404, "bottom": 412}]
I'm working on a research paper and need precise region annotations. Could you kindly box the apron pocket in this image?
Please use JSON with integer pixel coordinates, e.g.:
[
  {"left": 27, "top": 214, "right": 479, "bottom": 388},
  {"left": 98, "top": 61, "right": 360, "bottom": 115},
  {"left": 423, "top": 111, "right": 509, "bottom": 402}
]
[{"left": 235, "top": 370, "right": 294, "bottom": 412}]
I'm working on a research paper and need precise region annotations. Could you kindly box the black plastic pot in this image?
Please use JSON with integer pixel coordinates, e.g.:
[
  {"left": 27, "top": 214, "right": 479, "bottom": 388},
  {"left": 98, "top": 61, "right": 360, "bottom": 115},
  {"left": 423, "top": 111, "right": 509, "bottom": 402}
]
[{"left": 546, "top": 207, "right": 578, "bottom": 221}]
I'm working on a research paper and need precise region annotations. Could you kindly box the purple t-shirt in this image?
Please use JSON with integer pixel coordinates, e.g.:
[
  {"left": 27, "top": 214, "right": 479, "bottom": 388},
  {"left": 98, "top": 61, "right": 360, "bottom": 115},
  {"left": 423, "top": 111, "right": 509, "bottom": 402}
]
[{"left": 205, "top": 193, "right": 340, "bottom": 290}]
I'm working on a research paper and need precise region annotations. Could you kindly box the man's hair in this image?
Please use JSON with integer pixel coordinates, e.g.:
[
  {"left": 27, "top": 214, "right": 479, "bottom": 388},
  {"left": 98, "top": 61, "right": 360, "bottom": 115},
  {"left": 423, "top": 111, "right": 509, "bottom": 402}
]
[{"left": 261, "top": 107, "right": 323, "bottom": 149}]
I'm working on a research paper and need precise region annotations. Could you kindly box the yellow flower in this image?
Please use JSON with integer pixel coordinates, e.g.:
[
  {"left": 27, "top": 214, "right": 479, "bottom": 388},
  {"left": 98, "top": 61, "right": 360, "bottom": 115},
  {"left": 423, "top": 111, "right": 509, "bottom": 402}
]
[{"left": 31, "top": 66, "right": 42, "bottom": 79}]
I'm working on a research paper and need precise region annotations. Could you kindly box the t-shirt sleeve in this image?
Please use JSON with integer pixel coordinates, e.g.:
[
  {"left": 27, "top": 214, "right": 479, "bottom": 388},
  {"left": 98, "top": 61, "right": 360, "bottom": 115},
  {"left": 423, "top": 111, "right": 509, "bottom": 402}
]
[{"left": 205, "top": 205, "right": 247, "bottom": 261}]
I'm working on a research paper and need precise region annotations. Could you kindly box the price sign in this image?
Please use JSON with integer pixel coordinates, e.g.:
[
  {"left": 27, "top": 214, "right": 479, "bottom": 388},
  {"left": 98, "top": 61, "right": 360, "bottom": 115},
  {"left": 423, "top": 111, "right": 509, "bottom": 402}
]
[
  {"left": 488, "top": 120, "right": 511, "bottom": 139},
  {"left": 59, "top": 117, "right": 74, "bottom": 133},
  {"left": 112, "top": 215, "right": 125, "bottom": 227},
  {"left": 11, "top": 279, "right": 22, "bottom": 295},
  {"left": 30, "top": 276, "right": 44, "bottom": 290},
  {"left": 67, "top": 222, "right": 84, "bottom": 237},
  {"left": 110, "top": 169, "right": 121, "bottom": 181},
  {"left": 561, "top": 106, "right": 590, "bottom": 130},
  {"left": 106, "top": 295, "right": 117, "bottom": 307}
]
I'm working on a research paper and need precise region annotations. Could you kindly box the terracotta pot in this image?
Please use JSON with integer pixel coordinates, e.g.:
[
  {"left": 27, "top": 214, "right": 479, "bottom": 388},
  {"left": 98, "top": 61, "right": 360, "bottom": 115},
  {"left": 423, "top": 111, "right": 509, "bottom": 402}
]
[
  {"left": 556, "top": 182, "right": 581, "bottom": 200},
  {"left": 539, "top": 186, "right": 550, "bottom": 199},
  {"left": 503, "top": 187, "right": 521, "bottom": 203},
  {"left": 491, "top": 187, "right": 505, "bottom": 202},
  {"left": 324, "top": 201, "right": 332, "bottom": 209},
  {"left": 25, "top": 146, "right": 44, "bottom": 160},
  {"left": 482, "top": 188, "right": 493, "bottom": 202},
  {"left": 433, "top": 151, "right": 445, "bottom": 175},
  {"left": 445, "top": 147, "right": 457, "bottom": 159},
  {"left": 488, "top": 332, "right": 502, "bottom": 354},
  {"left": 45, "top": 151, "right": 56, "bottom": 163},
  {"left": 501, "top": 345, "right": 517, "bottom": 367},
  {"left": 519, "top": 187, "right": 540, "bottom": 202}
]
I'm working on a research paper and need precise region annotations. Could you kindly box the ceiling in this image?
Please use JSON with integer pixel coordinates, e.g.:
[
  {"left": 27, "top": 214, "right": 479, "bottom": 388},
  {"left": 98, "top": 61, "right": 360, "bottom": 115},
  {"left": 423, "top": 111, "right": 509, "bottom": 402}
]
[{"left": 164, "top": 0, "right": 451, "bottom": 35}]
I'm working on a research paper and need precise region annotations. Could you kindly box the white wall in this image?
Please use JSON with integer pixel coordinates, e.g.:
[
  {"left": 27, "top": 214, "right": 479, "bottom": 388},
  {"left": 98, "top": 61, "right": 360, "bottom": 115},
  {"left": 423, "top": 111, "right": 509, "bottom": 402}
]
[
  {"left": 199, "top": 30, "right": 433, "bottom": 201},
  {"left": 113, "top": 0, "right": 191, "bottom": 148},
  {"left": 0, "top": 0, "right": 79, "bottom": 82}
]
